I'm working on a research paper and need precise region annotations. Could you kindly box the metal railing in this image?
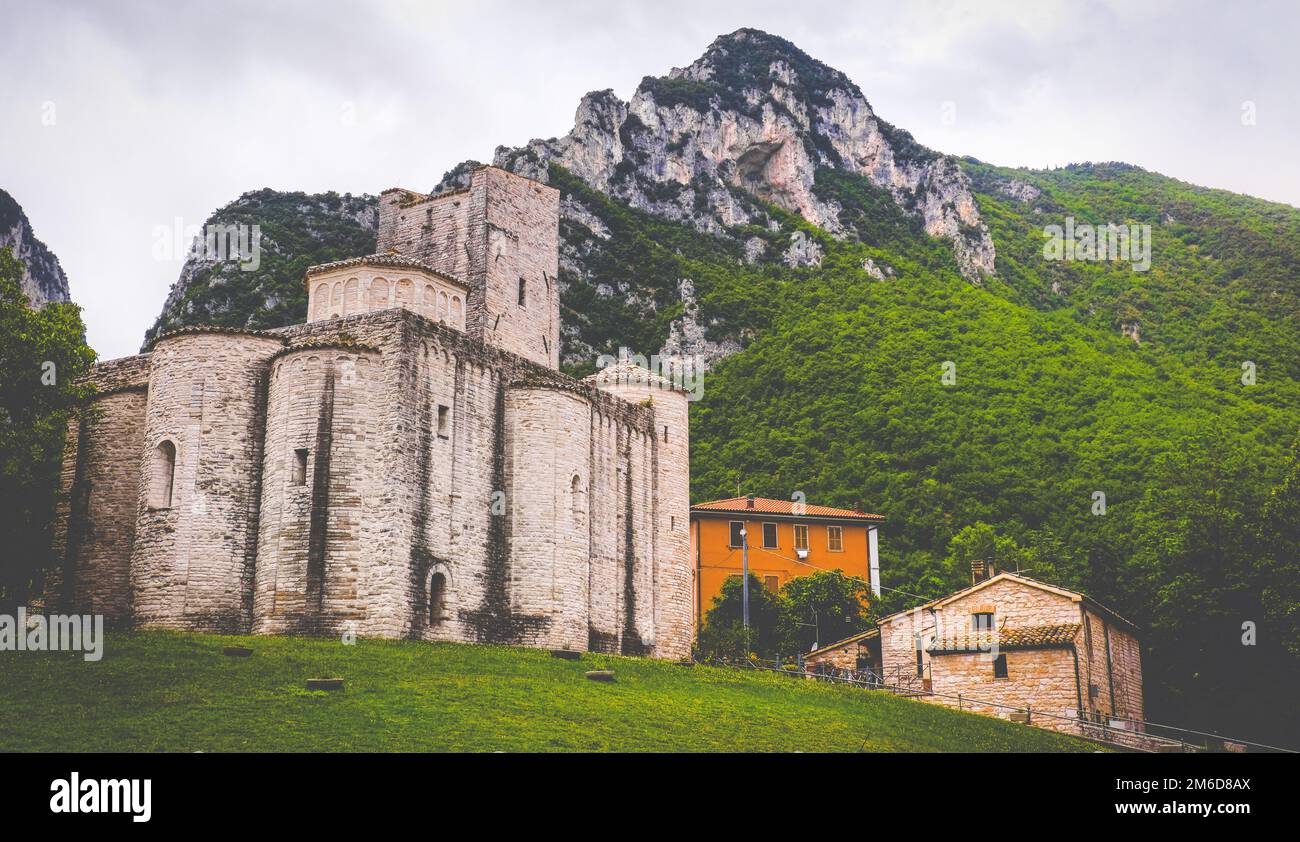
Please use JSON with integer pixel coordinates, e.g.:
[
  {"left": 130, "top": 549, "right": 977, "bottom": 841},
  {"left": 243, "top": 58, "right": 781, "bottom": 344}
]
[{"left": 696, "top": 655, "right": 1294, "bottom": 753}]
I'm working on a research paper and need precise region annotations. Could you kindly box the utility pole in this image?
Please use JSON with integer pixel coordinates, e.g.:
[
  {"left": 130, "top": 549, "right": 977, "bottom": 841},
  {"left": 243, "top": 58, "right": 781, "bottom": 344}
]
[{"left": 740, "top": 523, "right": 750, "bottom": 642}]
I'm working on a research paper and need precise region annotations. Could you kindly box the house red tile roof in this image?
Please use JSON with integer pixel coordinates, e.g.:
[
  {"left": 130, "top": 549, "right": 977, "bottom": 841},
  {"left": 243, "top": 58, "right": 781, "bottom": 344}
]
[
  {"left": 691, "top": 496, "right": 884, "bottom": 520},
  {"left": 928, "top": 622, "right": 1082, "bottom": 654}
]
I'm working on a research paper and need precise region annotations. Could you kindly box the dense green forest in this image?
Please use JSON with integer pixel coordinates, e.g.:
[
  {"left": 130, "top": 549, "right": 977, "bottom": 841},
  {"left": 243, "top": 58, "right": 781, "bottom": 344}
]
[{"left": 553, "top": 161, "right": 1300, "bottom": 746}]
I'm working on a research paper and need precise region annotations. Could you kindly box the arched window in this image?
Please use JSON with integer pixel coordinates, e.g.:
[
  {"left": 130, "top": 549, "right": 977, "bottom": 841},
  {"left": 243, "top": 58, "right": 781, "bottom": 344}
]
[
  {"left": 450, "top": 295, "right": 462, "bottom": 326},
  {"left": 438, "top": 291, "right": 449, "bottom": 322},
  {"left": 150, "top": 440, "right": 177, "bottom": 508},
  {"left": 428, "top": 572, "right": 447, "bottom": 624},
  {"left": 312, "top": 283, "right": 328, "bottom": 320},
  {"left": 369, "top": 277, "right": 390, "bottom": 310},
  {"left": 344, "top": 278, "right": 360, "bottom": 315},
  {"left": 395, "top": 278, "right": 414, "bottom": 309}
]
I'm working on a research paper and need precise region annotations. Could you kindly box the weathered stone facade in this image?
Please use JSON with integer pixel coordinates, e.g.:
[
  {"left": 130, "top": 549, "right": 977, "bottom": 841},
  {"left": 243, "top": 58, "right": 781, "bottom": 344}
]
[
  {"left": 876, "top": 573, "right": 1145, "bottom": 734},
  {"left": 49, "top": 165, "right": 694, "bottom": 659}
]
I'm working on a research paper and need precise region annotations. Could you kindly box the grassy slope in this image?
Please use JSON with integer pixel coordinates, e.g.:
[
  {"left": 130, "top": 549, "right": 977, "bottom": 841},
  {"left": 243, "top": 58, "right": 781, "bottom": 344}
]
[{"left": 0, "top": 631, "right": 1099, "bottom": 752}]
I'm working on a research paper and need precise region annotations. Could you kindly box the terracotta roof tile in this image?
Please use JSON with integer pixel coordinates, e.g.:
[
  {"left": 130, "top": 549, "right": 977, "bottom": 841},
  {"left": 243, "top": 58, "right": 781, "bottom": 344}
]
[
  {"left": 928, "top": 622, "right": 1081, "bottom": 654},
  {"left": 691, "top": 496, "right": 884, "bottom": 520}
]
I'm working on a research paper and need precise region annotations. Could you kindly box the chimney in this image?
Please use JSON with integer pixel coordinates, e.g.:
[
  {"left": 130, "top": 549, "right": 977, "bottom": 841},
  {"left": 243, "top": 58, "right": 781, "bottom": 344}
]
[
  {"left": 745, "top": 494, "right": 755, "bottom": 509},
  {"left": 853, "top": 501, "right": 865, "bottom": 514},
  {"left": 971, "top": 558, "right": 989, "bottom": 585}
]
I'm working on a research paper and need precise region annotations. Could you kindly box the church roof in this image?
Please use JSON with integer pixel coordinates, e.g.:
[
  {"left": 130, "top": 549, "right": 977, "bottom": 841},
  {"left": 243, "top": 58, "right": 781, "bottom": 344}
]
[
  {"left": 582, "top": 360, "right": 680, "bottom": 391},
  {"left": 304, "top": 253, "right": 468, "bottom": 288}
]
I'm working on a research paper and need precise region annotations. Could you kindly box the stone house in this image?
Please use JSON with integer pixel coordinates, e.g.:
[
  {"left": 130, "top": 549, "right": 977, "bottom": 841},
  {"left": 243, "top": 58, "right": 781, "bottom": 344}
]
[
  {"left": 803, "top": 628, "right": 879, "bottom": 675},
  {"left": 47, "top": 165, "right": 694, "bottom": 659},
  {"left": 816, "top": 568, "right": 1145, "bottom": 734}
]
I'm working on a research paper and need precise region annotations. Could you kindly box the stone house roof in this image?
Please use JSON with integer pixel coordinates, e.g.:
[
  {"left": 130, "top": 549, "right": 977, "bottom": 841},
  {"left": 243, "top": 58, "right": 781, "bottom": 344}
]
[
  {"left": 928, "top": 622, "right": 1082, "bottom": 654},
  {"left": 804, "top": 627, "right": 879, "bottom": 660},
  {"left": 876, "top": 572, "right": 1139, "bottom": 632}
]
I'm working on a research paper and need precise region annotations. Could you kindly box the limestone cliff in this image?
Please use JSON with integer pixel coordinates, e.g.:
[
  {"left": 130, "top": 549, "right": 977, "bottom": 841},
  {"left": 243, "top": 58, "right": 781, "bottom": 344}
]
[
  {"left": 0, "top": 188, "right": 71, "bottom": 307},
  {"left": 495, "top": 28, "right": 995, "bottom": 281}
]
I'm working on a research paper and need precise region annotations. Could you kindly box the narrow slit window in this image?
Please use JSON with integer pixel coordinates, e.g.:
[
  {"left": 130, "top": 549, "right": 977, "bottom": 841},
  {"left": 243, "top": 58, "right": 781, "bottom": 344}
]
[
  {"left": 151, "top": 440, "right": 177, "bottom": 508},
  {"left": 663, "top": 425, "right": 669, "bottom": 442},
  {"left": 292, "top": 449, "right": 308, "bottom": 486},
  {"left": 517, "top": 276, "right": 527, "bottom": 306},
  {"left": 437, "top": 405, "right": 450, "bottom": 438},
  {"left": 429, "top": 573, "right": 447, "bottom": 624}
]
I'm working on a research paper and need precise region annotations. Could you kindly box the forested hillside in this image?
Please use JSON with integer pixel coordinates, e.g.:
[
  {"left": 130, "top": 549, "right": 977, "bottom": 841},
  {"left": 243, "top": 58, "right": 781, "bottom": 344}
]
[{"left": 555, "top": 158, "right": 1300, "bottom": 746}]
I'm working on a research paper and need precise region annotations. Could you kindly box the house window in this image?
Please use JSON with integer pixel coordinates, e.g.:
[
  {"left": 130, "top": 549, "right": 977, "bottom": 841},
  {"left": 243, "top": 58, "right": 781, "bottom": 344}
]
[
  {"left": 972, "top": 612, "right": 994, "bottom": 631},
  {"left": 150, "top": 440, "right": 177, "bottom": 508},
  {"left": 518, "top": 277, "right": 527, "bottom": 306},
  {"left": 763, "top": 575, "right": 779, "bottom": 592},
  {"left": 993, "top": 654, "right": 1009, "bottom": 679},
  {"left": 761, "top": 522, "right": 778, "bottom": 549},
  {"left": 728, "top": 521, "right": 744, "bottom": 548},
  {"left": 793, "top": 524, "right": 808, "bottom": 550},
  {"left": 292, "top": 449, "right": 308, "bottom": 486},
  {"left": 437, "top": 405, "right": 450, "bottom": 438},
  {"left": 827, "top": 525, "right": 843, "bottom": 552},
  {"left": 428, "top": 572, "right": 447, "bottom": 624},
  {"left": 915, "top": 635, "right": 924, "bottom": 677}
]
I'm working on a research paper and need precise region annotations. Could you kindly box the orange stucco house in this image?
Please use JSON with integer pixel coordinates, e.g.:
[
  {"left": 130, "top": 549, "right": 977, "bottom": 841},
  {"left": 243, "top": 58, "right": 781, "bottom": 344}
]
[{"left": 689, "top": 495, "right": 884, "bottom": 625}]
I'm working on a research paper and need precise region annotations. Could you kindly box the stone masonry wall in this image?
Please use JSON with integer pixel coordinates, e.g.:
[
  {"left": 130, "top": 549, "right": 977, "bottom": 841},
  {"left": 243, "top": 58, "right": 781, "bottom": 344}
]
[
  {"left": 47, "top": 357, "right": 150, "bottom": 622},
  {"left": 129, "top": 330, "right": 283, "bottom": 633},
  {"left": 933, "top": 577, "right": 1080, "bottom": 639},
  {"left": 928, "top": 648, "right": 1082, "bottom": 733},
  {"left": 504, "top": 385, "right": 591, "bottom": 650},
  {"left": 881, "top": 609, "right": 935, "bottom": 684},
  {"left": 482, "top": 167, "right": 560, "bottom": 369},
  {"left": 1076, "top": 607, "right": 1145, "bottom": 723},
  {"left": 377, "top": 167, "right": 559, "bottom": 369},
  {"left": 268, "top": 307, "right": 692, "bottom": 656},
  {"left": 253, "top": 346, "right": 381, "bottom": 636}
]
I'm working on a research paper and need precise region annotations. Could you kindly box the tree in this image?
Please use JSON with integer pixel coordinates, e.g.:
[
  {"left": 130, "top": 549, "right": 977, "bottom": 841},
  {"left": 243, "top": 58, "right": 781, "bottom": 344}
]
[
  {"left": 696, "top": 573, "right": 781, "bottom": 659},
  {"left": 0, "top": 247, "right": 94, "bottom": 611},
  {"left": 777, "top": 570, "right": 872, "bottom": 655},
  {"left": 1259, "top": 435, "right": 1300, "bottom": 659},
  {"left": 944, "top": 522, "right": 1031, "bottom": 585}
]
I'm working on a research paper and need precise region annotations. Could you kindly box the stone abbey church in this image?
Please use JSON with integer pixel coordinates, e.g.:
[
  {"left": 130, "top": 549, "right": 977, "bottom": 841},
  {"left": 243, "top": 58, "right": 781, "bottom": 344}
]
[{"left": 49, "top": 166, "right": 693, "bottom": 659}]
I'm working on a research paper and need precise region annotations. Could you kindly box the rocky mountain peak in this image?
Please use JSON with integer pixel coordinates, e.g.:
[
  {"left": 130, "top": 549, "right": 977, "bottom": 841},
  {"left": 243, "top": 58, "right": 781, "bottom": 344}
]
[
  {"left": 0, "top": 188, "right": 71, "bottom": 307},
  {"left": 495, "top": 28, "right": 995, "bottom": 279}
]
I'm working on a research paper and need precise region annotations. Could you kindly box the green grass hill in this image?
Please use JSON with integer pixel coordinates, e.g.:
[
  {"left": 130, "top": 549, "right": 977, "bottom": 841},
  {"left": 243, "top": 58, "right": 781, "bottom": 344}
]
[{"left": 0, "top": 631, "right": 1101, "bottom": 753}]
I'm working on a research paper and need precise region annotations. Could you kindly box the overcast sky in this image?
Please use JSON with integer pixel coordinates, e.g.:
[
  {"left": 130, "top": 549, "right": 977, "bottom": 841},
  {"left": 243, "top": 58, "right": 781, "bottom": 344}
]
[{"left": 3, "top": 0, "right": 1297, "bottom": 359}]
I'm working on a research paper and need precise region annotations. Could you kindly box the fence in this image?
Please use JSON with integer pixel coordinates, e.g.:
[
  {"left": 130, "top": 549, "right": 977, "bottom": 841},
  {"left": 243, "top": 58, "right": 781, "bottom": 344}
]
[{"left": 698, "top": 656, "right": 1295, "bottom": 754}]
